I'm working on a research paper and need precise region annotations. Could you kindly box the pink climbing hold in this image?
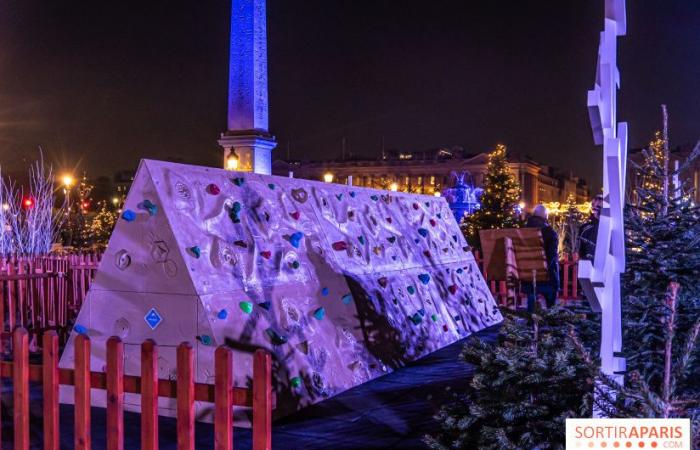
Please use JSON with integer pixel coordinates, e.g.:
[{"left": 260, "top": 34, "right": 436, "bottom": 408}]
[
  {"left": 448, "top": 285, "right": 458, "bottom": 295},
  {"left": 207, "top": 183, "right": 220, "bottom": 195},
  {"left": 332, "top": 241, "right": 349, "bottom": 251},
  {"left": 290, "top": 211, "right": 301, "bottom": 220}
]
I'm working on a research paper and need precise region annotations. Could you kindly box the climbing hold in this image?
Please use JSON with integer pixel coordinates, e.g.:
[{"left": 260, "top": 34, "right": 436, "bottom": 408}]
[
  {"left": 207, "top": 184, "right": 220, "bottom": 195},
  {"left": 233, "top": 240, "right": 247, "bottom": 248},
  {"left": 313, "top": 307, "right": 326, "bottom": 320},
  {"left": 74, "top": 324, "right": 88, "bottom": 335},
  {"left": 392, "top": 298, "right": 398, "bottom": 305},
  {"left": 232, "top": 177, "right": 244, "bottom": 186},
  {"left": 407, "top": 286, "right": 416, "bottom": 295},
  {"left": 188, "top": 246, "right": 201, "bottom": 258},
  {"left": 122, "top": 209, "right": 136, "bottom": 222},
  {"left": 258, "top": 301, "right": 271, "bottom": 311},
  {"left": 437, "top": 213, "right": 442, "bottom": 219},
  {"left": 288, "top": 232, "right": 304, "bottom": 248},
  {"left": 291, "top": 188, "right": 308, "bottom": 203},
  {"left": 198, "top": 335, "right": 213, "bottom": 346},
  {"left": 418, "top": 308, "right": 426, "bottom": 316},
  {"left": 357, "top": 235, "right": 365, "bottom": 245},
  {"left": 291, "top": 260, "right": 300, "bottom": 269},
  {"left": 217, "top": 309, "right": 228, "bottom": 320},
  {"left": 239, "top": 301, "right": 253, "bottom": 314},
  {"left": 452, "top": 235, "right": 458, "bottom": 242},
  {"left": 268, "top": 183, "right": 275, "bottom": 190},
  {"left": 290, "top": 211, "right": 301, "bottom": 220},
  {"left": 425, "top": 202, "right": 430, "bottom": 207},
  {"left": 260, "top": 250, "right": 272, "bottom": 260},
  {"left": 456, "top": 268, "right": 463, "bottom": 274},
  {"left": 290, "top": 376, "right": 302, "bottom": 388},
  {"left": 138, "top": 199, "right": 158, "bottom": 216},
  {"left": 387, "top": 236, "right": 396, "bottom": 244},
  {"left": 454, "top": 316, "right": 461, "bottom": 321},
  {"left": 232, "top": 202, "right": 241, "bottom": 212},
  {"left": 332, "top": 241, "right": 349, "bottom": 251},
  {"left": 341, "top": 294, "right": 353, "bottom": 304},
  {"left": 423, "top": 250, "right": 431, "bottom": 258},
  {"left": 409, "top": 313, "right": 423, "bottom": 325},
  {"left": 372, "top": 246, "right": 382, "bottom": 255},
  {"left": 429, "top": 219, "right": 437, "bottom": 227},
  {"left": 378, "top": 277, "right": 388, "bottom": 288},
  {"left": 418, "top": 273, "right": 431, "bottom": 285},
  {"left": 412, "top": 203, "right": 419, "bottom": 210},
  {"left": 296, "top": 341, "right": 309, "bottom": 354},
  {"left": 442, "top": 324, "right": 449, "bottom": 332},
  {"left": 392, "top": 255, "right": 398, "bottom": 261},
  {"left": 265, "top": 328, "right": 288, "bottom": 345},
  {"left": 386, "top": 217, "right": 392, "bottom": 224},
  {"left": 370, "top": 195, "right": 379, "bottom": 201},
  {"left": 349, "top": 191, "right": 356, "bottom": 198},
  {"left": 335, "top": 193, "right": 343, "bottom": 200},
  {"left": 418, "top": 228, "right": 429, "bottom": 238},
  {"left": 430, "top": 314, "right": 438, "bottom": 322},
  {"left": 321, "top": 287, "right": 329, "bottom": 296},
  {"left": 448, "top": 285, "right": 458, "bottom": 295}
]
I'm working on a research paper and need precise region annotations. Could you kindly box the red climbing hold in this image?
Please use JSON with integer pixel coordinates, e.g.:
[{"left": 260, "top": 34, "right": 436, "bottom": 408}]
[
  {"left": 332, "top": 241, "right": 349, "bottom": 251},
  {"left": 290, "top": 211, "right": 300, "bottom": 220},
  {"left": 442, "top": 324, "right": 449, "bottom": 332},
  {"left": 423, "top": 250, "right": 431, "bottom": 258},
  {"left": 207, "top": 184, "right": 220, "bottom": 195},
  {"left": 386, "top": 217, "right": 392, "bottom": 224},
  {"left": 412, "top": 203, "right": 419, "bottom": 210},
  {"left": 260, "top": 251, "right": 272, "bottom": 259},
  {"left": 448, "top": 285, "right": 458, "bottom": 295},
  {"left": 378, "top": 277, "right": 388, "bottom": 288},
  {"left": 429, "top": 219, "right": 437, "bottom": 227}
]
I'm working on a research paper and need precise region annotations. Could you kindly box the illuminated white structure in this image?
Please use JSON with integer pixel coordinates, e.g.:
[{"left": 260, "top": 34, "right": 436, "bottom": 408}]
[
  {"left": 579, "top": 0, "right": 627, "bottom": 386},
  {"left": 218, "top": 0, "right": 276, "bottom": 174}
]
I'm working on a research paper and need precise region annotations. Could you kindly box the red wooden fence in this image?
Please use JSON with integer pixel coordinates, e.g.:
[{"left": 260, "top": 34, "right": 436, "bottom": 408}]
[
  {"left": 0, "top": 253, "right": 99, "bottom": 340},
  {"left": 0, "top": 328, "right": 274, "bottom": 450}
]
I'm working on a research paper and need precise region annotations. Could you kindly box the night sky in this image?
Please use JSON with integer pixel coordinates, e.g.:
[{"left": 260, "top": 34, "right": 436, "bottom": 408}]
[{"left": 1, "top": 0, "right": 699, "bottom": 191}]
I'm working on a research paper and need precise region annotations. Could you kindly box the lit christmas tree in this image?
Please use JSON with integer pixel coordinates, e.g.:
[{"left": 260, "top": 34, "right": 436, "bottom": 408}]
[
  {"left": 86, "top": 201, "right": 116, "bottom": 247},
  {"left": 462, "top": 144, "right": 521, "bottom": 248}
]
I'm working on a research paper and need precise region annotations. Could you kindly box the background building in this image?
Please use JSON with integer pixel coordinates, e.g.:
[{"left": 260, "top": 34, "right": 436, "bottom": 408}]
[{"left": 273, "top": 147, "right": 590, "bottom": 210}]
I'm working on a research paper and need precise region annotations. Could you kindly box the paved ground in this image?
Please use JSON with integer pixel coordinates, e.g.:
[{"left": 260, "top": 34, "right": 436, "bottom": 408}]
[{"left": 1, "top": 325, "right": 498, "bottom": 449}]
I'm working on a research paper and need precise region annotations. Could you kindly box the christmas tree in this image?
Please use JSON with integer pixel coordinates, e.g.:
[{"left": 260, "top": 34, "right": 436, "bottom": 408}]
[
  {"left": 462, "top": 144, "right": 521, "bottom": 248},
  {"left": 86, "top": 201, "right": 117, "bottom": 247},
  {"left": 424, "top": 307, "right": 596, "bottom": 450},
  {"left": 561, "top": 195, "right": 585, "bottom": 256}
]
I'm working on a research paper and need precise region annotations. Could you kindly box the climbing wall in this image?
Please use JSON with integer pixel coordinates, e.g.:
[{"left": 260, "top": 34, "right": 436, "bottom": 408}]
[{"left": 59, "top": 159, "right": 502, "bottom": 422}]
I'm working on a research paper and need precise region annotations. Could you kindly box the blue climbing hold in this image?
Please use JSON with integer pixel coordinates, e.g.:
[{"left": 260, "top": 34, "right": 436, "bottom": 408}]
[
  {"left": 452, "top": 235, "right": 458, "bottom": 242},
  {"left": 350, "top": 191, "right": 356, "bottom": 198},
  {"left": 335, "top": 193, "right": 343, "bottom": 200},
  {"left": 370, "top": 195, "right": 378, "bottom": 201},
  {"left": 74, "top": 324, "right": 88, "bottom": 335},
  {"left": 232, "top": 177, "right": 244, "bottom": 186},
  {"left": 188, "top": 246, "right": 201, "bottom": 258},
  {"left": 217, "top": 309, "right": 228, "bottom": 320},
  {"left": 341, "top": 294, "right": 353, "bottom": 304},
  {"left": 409, "top": 313, "right": 423, "bottom": 325},
  {"left": 288, "top": 232, "right": 303, "bottom": 248},
  {"left": 313, "top": 307, "right": 326, "bottom": 320},
  {"left": 199, "top": 335, "right": 213, "bottom": 346},
  {"left": 138, "top": 199, "right": 158, "bottom": 216},
  {"left": 456, "top": 268, "right": 463, "bottom": 274},
  {"left": 418, "top": 308, "right": 426, "bottom": 316},
  {"left": 418, "top": 228, "right": 428, "bottom": 238},
  {"left": 268, "top": 183, "right": 275, "bottom": 190},
  {"left": 265, "top": 328, "right": 288, "bottom": 345},
  {"left": 418, "top": 273, "right": 431, "bottom": 285},
  {"left": 358, "top": 235, "right": 365, "bottom": 245},
  {"left": 407, "top": 286, "right": 416, "bottom": 295},
  {"left": 387, "top": 236, "right": 396, "bottom": 244},
  {"left": 321, "top": 287, "right": 329, "bottom": 296},
  {"left": 122, "top": 209, "right": 136, "bottom": 222}
]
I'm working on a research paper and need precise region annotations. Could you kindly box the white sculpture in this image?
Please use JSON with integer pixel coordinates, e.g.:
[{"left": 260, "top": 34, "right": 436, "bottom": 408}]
[{"left": 579, "top": 0, "right": 627, "bottom": 391}]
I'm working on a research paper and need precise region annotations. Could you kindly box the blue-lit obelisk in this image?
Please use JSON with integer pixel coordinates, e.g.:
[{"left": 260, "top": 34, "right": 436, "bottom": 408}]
[{"left": 219, "top": 0, "right": 276, "bottom": 175}]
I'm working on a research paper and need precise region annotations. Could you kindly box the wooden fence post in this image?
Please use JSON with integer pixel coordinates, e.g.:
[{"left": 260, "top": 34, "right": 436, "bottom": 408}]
[
  {"left": 141, "top": 340, "right": 159, "bottom": 450},
  {"left": 106, "top": 336, "right": 124, "bottom": 450},
  {"left": 253, "top": 349, "right": 272, "bottom": 450},
  {"left": 43, "top": 331, "right": 60, "bottom": 450},
  {"left": 75, "top": 334, "right": 91, "bottom": 450},
  {"left": 14, "top": 327, "right": 30, "bottom": 450},
  {"left": 177, "top": 342, "right": 195, "bottom": 450},
  {"left": 215, "top": 346, "right": 233, "bottom": 450}
]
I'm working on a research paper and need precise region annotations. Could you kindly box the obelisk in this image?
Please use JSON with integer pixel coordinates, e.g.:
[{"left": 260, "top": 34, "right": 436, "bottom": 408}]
[{"left": 218, "top": 0, "right": 276, "bottom": 174}]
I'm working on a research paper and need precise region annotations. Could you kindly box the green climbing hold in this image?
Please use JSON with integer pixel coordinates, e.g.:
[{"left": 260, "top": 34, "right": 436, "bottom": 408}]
[
  {"left": 239, "top": 301, "right": 253, "bottom": 314},
  {"left": 313, "top": 307, "right": 326, "bottom": 320},
  {"left": 407, "top": 286, "right": 416, "bottom": 295},
  {"left": 290, "top": 376, "right": 302, "bottom": 388},
  {"left": 430, "top": 314, "right": 438, "bottom": 322},
  {"left": 199, "top": 335, "right": 213, "bottom": 346}
]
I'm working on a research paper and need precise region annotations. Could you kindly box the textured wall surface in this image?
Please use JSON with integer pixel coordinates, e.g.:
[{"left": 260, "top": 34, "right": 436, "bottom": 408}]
[{"left": 60, "top": 159, "right": 502, "bottom": 422}]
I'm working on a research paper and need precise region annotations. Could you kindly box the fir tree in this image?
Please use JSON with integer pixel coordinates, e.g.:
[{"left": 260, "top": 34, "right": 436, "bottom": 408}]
[
  {"left": 462, "top": 144, "right": 521, "bottom": 249},
  {"left": 561, "top": 195, "right": 585, "bottom": 256},
  {"left": 87, "top": 201, "right": 117, "bottom": 247},
  {"left": 424, "top": 308, "right": 596, "bottom": 450}
]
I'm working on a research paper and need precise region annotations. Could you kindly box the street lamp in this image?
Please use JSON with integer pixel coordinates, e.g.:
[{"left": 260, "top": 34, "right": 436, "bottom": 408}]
[
  {"left": 226, "top": 152, "right": 239, "bottom": 171},
  {"left": 323, "top": 172, "right": 334, "bottom": 183},
  {"left": 61, "top": 174, "right": 74, "bottom": 188},
  {"left": 112, "top": 197, "right": 120, "bottom": 207}
]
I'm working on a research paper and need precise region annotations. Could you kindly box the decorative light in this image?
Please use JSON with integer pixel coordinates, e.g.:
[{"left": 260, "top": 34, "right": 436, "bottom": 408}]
[
  {"left": 518, "top": 201, "right": 526, "bottom": 210},
  {"left": 112, "top": 197, "right": 120, "bottom": 206},
  {"left": 226, "top": 152, "right": 239, "bottom": 171},
  {"left": 323, "top": 173, "right": 334, "bottom": 183},
  {"left": 2, "top": 203, "right": 9, "bottom": 211},
  {"left": 389, "top": 182, "right": 398, "bottom": 192},
  {"left": 61, "top": 174, "right": 75, "bottom": 187},
  {"left": 22, "top": 197, "right": 34, "bottom": 209},
  {"left": 433, "top": 191, "right": 441, "bottom": 197}
]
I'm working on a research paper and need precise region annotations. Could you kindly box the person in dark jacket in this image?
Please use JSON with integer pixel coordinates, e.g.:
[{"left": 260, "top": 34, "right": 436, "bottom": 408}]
[
  {"left": 523, "top": 204, "right": 559, "bottom": 312},
  {"left": 578, "top": 194, "right": 603, "bottom": 262}
]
